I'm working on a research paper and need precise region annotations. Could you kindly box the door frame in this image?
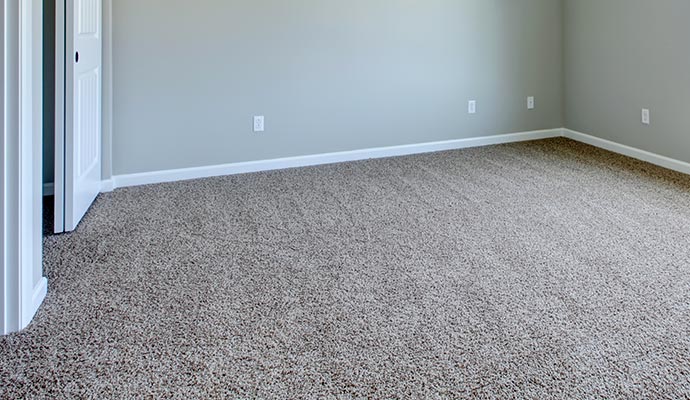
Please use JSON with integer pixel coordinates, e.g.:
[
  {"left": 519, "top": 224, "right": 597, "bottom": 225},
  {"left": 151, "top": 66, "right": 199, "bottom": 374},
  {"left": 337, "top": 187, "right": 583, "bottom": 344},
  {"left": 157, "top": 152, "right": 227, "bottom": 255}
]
[
  {"left": 1, "top": 0, "right": 46, "bottom": 335},
  {"left": 2, "top": 0, "right": 112, "bottom": 334},
  {"left": 54, "top": 0, "right": 64, "bottom": 232}
]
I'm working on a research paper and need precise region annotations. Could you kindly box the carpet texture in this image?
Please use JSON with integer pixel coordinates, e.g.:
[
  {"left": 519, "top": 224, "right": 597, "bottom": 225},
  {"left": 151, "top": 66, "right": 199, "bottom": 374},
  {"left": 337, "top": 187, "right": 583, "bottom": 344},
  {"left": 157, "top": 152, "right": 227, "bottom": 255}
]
[{"left": 2, "top": 138, "right": 690, "bottom": 399}]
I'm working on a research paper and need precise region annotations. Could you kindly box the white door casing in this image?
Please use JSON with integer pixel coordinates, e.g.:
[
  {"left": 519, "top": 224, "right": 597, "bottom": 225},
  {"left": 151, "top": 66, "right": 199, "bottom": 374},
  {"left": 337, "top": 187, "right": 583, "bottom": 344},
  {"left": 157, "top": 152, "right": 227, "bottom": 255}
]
[
  {"left": 58, "top": 0, "right": 102, "bottom": 233},
  {"left": 2, "top": 0, "right": 47, "bottom": 335}
]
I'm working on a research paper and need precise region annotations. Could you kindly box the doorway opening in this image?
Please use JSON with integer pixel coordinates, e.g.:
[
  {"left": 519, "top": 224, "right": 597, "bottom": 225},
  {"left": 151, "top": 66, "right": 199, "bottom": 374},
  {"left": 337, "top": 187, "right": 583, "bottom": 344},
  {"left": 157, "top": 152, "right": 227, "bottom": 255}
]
[{"left": 42, "top": 0, "right": 56, "bottom": 236}]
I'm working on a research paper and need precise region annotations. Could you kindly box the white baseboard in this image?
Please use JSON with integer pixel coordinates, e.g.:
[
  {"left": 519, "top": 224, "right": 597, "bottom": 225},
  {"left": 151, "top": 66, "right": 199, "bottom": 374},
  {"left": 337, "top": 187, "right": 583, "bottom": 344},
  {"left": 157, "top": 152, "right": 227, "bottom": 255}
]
[
  {"left": 103, "top": 128, "right": 690, "bottom": 192},
  {"left": 43, "top": 183, "right": 54, "bottom": 196},
  {"left": 111, "top": 129, "right": 562, "bottom": 189},
  {"left": 30, "top": 277, "right": 47, "bottom": 323},
  {"left": 562, "top": 129, "right": 690, "bottom": 176},
  {"left": 100, "top": 179, "right": 114, "bottom": 193},
  {"left": 10, "top": 278, "right": 49, "bottom": 334}
]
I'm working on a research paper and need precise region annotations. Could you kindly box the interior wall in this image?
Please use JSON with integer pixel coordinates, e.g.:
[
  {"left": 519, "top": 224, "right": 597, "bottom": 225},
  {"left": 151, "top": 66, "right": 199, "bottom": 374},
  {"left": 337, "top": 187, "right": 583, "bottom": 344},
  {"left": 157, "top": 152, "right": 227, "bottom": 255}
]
[
  {"left": 42, "top": 0, "right": 54, "bottom": 187},
  {"left": 1, "top": 0, "right": 6, "bottom": 334},
  {"left": 112, "top": 0, "right": 564, "bottom": 176},
  {"left": 564, "top": 0, "right": 690, "bottom": 163}
]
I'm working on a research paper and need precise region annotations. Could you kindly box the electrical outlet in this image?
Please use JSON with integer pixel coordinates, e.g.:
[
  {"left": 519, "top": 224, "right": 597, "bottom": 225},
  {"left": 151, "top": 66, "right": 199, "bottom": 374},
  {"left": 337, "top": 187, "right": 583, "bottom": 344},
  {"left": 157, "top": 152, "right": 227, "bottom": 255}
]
[
  {"left": 527, "top": 96, "right": 535, "bottom": 110},
  {"left": 254, "top": 116, "right": 265, "bottom": 132},
  {"left": 641, "top": 109, "right": 650, "bottom": 125},
  {"left": 468, "top": 100, "right": 477, "bottom": 115}
]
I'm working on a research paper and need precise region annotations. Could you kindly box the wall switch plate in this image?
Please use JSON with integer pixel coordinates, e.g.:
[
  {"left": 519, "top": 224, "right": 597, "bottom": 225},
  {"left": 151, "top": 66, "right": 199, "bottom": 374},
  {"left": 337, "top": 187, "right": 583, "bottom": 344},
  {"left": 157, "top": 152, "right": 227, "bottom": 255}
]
[
  {"left": 527, "top": 96, "right": 535, "bottom": 110},
  {"left": 468, "top": 100, "right": 477, "bottom": 114},
  {"left": 641, "top": 109, "right": 650, "bottom": 125},
  {"left": 254, "top": 116, "right": 265, "bottom": 132}
]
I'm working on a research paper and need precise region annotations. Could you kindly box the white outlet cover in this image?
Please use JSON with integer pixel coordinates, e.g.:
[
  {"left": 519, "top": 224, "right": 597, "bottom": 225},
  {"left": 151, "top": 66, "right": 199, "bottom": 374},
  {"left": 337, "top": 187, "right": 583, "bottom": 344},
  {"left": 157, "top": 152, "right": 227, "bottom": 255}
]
[
  {"left": 528, "top": 96, "right": 535, "bottom": 110},
  {"left": 254, "top": 116, "right": 265, "bottom": 132},
  {"left": 641, "top": 109, "right": 650, "bottom": 125},
  {"left": 468, "top": 100, "right": 477, "bottom": 114}
]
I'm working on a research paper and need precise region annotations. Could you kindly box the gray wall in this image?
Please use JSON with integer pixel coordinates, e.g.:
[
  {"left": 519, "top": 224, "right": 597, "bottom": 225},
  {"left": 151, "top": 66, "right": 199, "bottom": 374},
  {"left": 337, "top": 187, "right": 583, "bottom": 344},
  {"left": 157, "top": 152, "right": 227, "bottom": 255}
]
[
  {"left": 1, "top": 0, "right": 6, "bottom": 333},
  {"left": 564, "top": 0, "right": 690, "bottom": 163},
  {"left": 42, "top": 0, "right": 54, "bottom": 185},
  {"left": 112, "top": 0, "right": 563, "bottom": 176}
]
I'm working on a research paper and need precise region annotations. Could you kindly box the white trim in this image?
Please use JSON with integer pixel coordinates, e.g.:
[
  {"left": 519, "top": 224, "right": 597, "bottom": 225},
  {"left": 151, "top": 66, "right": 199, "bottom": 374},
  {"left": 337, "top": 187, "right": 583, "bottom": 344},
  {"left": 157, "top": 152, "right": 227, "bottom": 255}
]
[
  {"left": 18, "top": 0, "right": 43, "bottom": 331},
  {"left": 100, "top": 178, "right": 113, "bottom": 193},
  {"left": 2, "top": 0, "right": 22, "bottom": 335},
  {"left": 53, "top": 0, "right": 65, "bottom": 233},
  {"left": 31, "top": 277, "right": 46, "bottom": 314},
  {"left": 111, "top": 129, "right": 562, "bottom": 189},
  {"left": 562, "top": 129, "right": 690, "bottom": 176},
  {"left": 30, "top": 0, "right": 43, "bottom": 328},
  {"left": 2, "top": 0, "right": 43, "bottom": 335},
  {"left": 106, "top": 128, "right": 690, "bottom": 192},
  {"left": 19, "top": 0, "right": 33, "bottom": 330}
]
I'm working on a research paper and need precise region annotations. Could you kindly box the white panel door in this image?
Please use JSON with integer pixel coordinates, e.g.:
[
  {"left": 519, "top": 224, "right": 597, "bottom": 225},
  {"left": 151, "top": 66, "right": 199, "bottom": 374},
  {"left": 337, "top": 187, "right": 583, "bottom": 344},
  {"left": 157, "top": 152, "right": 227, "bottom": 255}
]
[{"left": 57, "top": 0, "right": 102, "bottom": 232}]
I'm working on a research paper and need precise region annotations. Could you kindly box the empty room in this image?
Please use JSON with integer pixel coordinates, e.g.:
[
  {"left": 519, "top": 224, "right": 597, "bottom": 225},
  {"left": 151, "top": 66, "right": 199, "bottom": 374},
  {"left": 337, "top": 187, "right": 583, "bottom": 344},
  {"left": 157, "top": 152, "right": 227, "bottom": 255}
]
[{"left": 2, "top": 0, "right": 690, "bottom": 398}]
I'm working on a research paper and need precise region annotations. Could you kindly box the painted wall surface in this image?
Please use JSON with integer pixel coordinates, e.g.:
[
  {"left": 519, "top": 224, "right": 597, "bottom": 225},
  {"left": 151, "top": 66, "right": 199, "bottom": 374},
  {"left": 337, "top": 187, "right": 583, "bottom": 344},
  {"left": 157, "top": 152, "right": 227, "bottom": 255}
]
[
  {"left": 112, "top": 0, "right": 563, "bottom": 175},
  {"left": 564, "top": 0, "right": 690, "bottom": 163},
  {"left": 1, "top": 0, "right": 6, "bottom": 334},
  {"left": 42, "top": 0, "right": 54, "bottom": 185}
]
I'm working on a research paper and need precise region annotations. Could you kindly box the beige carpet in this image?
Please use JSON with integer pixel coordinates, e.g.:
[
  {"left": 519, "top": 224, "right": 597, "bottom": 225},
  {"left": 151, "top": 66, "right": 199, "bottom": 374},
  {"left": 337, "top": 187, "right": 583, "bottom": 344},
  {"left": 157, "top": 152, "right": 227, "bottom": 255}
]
[{"left": 2, "top": 138, "right": 690, "bottom": 399}]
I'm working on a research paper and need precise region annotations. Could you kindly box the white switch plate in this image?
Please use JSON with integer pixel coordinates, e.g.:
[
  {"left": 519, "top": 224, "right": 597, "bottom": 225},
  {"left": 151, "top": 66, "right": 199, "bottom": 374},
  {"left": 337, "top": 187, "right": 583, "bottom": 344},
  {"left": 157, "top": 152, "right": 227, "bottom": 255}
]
[
  {"left": 641, "top": 109, "right": 650, "bottom": 125},
  {"left": 468, "top": 100, "right": 477, "bottom": 114},
  {"left": 254, "top": 116, "right": 265, "bottom": 132},
  {"left": 527, "top": 96, "right": 535, "bottom": 110}
]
